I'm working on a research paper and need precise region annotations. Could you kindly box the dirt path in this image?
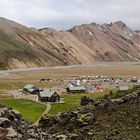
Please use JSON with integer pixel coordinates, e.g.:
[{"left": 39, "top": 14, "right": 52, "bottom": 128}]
[
  {"left": 34, "top": 102, "right": 51, "bottom": 125},
  {"left": 1, "top": 89, "right": 52, "bottom": 126}
]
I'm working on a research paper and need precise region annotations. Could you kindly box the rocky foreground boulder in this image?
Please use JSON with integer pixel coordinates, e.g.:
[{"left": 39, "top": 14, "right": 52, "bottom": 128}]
[
  {"left": 0, "top": 104, "right": 47, "bottom": 140},
  {"left": 40, "top": 91, "right": 140, "bottom": 140}
]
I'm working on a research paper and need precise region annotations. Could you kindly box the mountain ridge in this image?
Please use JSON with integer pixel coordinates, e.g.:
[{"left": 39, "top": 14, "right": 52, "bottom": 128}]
[{"left": 0, "top": 17, "right": 140, "bottom": 69}]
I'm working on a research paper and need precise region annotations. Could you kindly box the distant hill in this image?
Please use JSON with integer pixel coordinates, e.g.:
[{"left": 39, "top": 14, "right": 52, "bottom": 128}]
[{"left": 0, "top": 17, "right": 140, "bottom": 69}]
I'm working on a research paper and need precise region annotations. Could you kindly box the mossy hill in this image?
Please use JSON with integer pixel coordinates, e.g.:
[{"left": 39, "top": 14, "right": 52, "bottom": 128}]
[{"left": 40, "top": 86, "right": 140, "bottom": 140}]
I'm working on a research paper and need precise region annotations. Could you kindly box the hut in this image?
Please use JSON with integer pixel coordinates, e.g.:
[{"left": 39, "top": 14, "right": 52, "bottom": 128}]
[
  {"left": 38, "top": 89, "right": 60, "bottom": 102},
  {"left": 23, "top": 84, "right": 39, "bottom": 94},
  {"left": 66, "top": 86, "right": 87, "bottom": 93},
  {"left": 118, "top": 86, "right": 129, "bottom": 91}
]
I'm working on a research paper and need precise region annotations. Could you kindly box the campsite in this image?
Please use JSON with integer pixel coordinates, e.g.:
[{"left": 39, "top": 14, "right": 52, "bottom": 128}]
[{"left": 0, "top": 62, "right": 140, "bottom": 123}]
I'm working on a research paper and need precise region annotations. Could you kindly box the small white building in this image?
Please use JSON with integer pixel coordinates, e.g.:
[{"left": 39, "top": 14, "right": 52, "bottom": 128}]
[
  {"left": 119, "top": 86, "right": 129, "bottom": 91},
  {"left": 137, "top": 79, "right": 140, "bottom": 85}
]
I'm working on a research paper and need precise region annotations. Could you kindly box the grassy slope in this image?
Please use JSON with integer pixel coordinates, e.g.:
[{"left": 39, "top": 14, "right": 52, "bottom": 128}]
[
  {"left": 49, "top": 86, "right": 140, "bottom": 116},
  {"left": 0, "top": 30, "right": 39, "bottom": 68},
  {"left": 49, "top": 93, "right": 105, "bottom": 115},
  {"left": 94, "top": 102, "right": 140, "bottom": 139},
  {"left": 106, "top": 86, "right": 140, "bottom": 99},
  {"left": 44, "top": 86, "right": 140, "bottom": 139},
  {"left": 0, "top": 29, "right": 66, "bottom": 68},
  {"left": 0, "top": 98, "right": 46, "bottom": 123}
]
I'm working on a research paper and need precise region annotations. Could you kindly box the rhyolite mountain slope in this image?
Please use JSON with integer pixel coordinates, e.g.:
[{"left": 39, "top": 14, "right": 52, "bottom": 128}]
[{"left": 0, "top": 17, "right": 140, "bottom": 69}]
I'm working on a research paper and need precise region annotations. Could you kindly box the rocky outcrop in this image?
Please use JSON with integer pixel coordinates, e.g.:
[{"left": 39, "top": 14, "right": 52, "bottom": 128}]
[
  {"left": 40, "top": 91, "right": 140, "bottom": 140},
  {"left": 80, "top": 90, "right": 140, "bottom": 107},
  {"left": 0, "top": 104, "right": 47, "bottom": 140},
  {"left": 80, "top": 96, "right": 95, "bottom": 106}
]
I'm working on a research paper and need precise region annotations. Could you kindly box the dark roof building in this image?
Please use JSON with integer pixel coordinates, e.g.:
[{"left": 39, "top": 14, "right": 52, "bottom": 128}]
[
  {"left": 38, "top": 89, "right": 60, "bottom": 102},
  {"left": 23, "top": 84, "right": 39, "bottom": 94}
]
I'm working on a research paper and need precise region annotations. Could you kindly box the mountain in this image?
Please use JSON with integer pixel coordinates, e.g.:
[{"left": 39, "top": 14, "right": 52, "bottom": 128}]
[
  {"left": 69, "top": 21, "right": 140, "bottom": 61},
  {"left": 0, "top": 18, "right": 140, "bottom": 69}
]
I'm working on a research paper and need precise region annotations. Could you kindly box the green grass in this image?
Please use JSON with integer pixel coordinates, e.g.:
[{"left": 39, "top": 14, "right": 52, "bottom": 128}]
[
  {"left": 106, "top": 86, "right": 140, "bottom": 99},
  {"left": 44, "top": 48, "right": 65, "bottom": 62},
  {"left": 0, "top": 98, "right": 46, "bottom": 123},
  {"left": 0, "top": 66, "right": 6, "bottom": 70},
  {"left": 49, "top": 93, "right": 105, "bottom": 115}
]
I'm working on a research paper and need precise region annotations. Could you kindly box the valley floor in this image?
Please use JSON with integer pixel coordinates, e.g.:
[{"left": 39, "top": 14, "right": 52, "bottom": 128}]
[
  {"left": 0, "top": 62, "right": 139, "bottom": 123},
  {"left": 0, "top": 62, "right": 140, "bottom": 80}
]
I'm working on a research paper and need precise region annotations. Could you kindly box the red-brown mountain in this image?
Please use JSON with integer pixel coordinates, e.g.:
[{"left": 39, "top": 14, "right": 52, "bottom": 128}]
[{"left": 0, "top": 18, "right": 140, "bottom": 69}]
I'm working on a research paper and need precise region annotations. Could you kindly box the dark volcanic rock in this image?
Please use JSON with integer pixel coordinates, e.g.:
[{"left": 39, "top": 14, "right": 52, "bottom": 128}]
[
  {"left": 40, "top": 91, "right": 140, "bottom": 140},
  {"left": 0, "top": 104, "right": 47, "bottom": 140},
  {"left": 80, "top": 96, "right": 95, "bottom": 106}
]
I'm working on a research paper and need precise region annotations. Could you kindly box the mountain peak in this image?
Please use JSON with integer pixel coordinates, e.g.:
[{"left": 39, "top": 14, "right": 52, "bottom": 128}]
[
  {"left": 112, "top": 20, "right": 127, "bottom": 29},
  {"left": 0, "top": 17, "right": 28, "bottom": 32},
  {"left": 90, "top": 22, "right": 97, "bottom": 26}
]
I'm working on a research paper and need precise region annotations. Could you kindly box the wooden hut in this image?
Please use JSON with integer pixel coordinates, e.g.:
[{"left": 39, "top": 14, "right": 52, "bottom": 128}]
[{"left": 38, "top": 89, "right": 60, "bottom": 102}]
